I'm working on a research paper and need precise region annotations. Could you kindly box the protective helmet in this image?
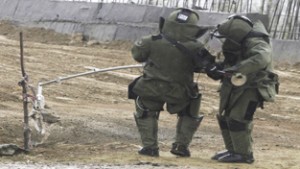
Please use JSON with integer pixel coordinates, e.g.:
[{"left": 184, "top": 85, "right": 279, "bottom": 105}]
[
  {"left": 211, "top": 15, "right": 253, "bottom": 43},
  {"left": 167, "top": 8, "right": 199, "bottom": 25}
]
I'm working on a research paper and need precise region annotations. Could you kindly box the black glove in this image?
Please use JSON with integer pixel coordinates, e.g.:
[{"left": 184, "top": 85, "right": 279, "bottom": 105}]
[
  {"left": 194, "top": 48, "right": 216, "bottom": 73},
  {"left": 205, "top": 63, "right": 224, "bottom": 80}
]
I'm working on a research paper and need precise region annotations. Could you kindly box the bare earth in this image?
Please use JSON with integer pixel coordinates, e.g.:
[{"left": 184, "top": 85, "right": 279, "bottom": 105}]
[{"left": 0, "top": 21, "right": 300, "bottom": 169}]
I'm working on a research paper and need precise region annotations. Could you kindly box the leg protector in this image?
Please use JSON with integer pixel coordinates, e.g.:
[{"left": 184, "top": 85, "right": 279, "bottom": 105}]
[
  {"left": 228, "top": 118, "right": 253, "bottom": 156},
  {"left": 134, "top": 97, "right": 159, "bottom": 148},
  {"left": 171, "top": 115, "right": 203, "bottom": 157},
  {"left": 216, "top": 115, "right": 234, "bottom": 152},
  {"left": 134, "top": 112, "right": 158, "bottom": 149},
  {"left": 174, "top": 115, "right": 203, "bottom": 147}
]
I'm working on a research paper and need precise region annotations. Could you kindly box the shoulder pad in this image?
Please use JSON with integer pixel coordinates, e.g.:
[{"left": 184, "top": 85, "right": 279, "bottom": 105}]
[
  {"left": 151, "top": 34, "right": 162, "bottom": 41},
  {"left": 247, "top": 31, "right": 270, "bottom": 43},
  {"left": 247, "top": 31, "right": 269, "bottom": 38}
]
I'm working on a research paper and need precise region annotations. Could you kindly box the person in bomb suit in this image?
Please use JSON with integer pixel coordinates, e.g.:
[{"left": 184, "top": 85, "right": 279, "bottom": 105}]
[
  {"left": 129, "top": 8, "right": 215, "bottom": 157},
  {"left": 208, "top": 15, "right": 277, "bottom": 163}
]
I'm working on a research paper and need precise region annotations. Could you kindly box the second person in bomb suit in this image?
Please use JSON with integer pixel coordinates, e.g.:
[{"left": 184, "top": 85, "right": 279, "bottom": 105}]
[
  {"left": 208, "top": 15, "right": 278, "bottom": 163},
  {"left": 129, "top": 8, "right": 215, "bottom": 157}
]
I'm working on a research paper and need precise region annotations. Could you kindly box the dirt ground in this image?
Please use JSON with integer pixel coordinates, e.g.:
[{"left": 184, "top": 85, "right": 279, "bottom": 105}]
[{"left": 0, "top": 21, "right": 300, "bottom": 169}]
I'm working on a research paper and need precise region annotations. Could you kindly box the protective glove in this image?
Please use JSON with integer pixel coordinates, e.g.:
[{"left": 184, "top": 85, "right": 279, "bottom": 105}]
[{"left": 205, "top": 63, "right": 224, "bottom": 80}]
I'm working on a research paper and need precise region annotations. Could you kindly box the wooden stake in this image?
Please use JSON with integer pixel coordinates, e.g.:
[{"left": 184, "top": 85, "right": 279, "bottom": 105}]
[{"left": 19, "top": 32, "right": 31, "bottom": 151}]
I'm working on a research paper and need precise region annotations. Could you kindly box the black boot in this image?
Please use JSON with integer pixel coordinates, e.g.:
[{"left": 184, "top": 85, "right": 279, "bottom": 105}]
[
  {"left": 170, "top": 143, "right": 191, "bottom": 157},
  {"left": 138, "top": 147, "right": 159, "bottom": 157},
  {"left": 211, "top": 150, "right": 231, "bottom": 160},
  {"left": 218, "top": 152, "right": 254, "bottom": 164}
]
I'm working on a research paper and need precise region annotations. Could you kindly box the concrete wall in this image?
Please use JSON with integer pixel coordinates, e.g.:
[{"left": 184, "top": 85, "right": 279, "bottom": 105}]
[
  {"left": 272, "top": 39, "right": 300, "bottom": 63},
  {"left": 0, "top": 0, "right": 299, "bottom": 63}
]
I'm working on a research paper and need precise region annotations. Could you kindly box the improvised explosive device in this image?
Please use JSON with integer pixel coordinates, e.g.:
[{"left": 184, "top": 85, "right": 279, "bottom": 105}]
[{"left": 17, "top": 32, "right": 143, "bottom": 146}]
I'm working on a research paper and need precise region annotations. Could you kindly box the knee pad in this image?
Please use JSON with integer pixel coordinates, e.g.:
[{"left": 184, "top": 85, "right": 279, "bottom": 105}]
[
  {"left": 228, "top": 118, "right": 247, "bottom": 132},
  {"left": 217, "top": 114, "right": 228, "bottom": 130},
  {"left": 135, "top": 97, "right": 159, "bottom": 119},
  {"left": 135, "top": 96, "right": 149, "bottom": 118}
]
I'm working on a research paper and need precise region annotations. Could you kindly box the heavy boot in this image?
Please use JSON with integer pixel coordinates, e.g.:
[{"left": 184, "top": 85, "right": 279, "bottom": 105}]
[
  {"left": 170, "top": 143, "right": 190, "bottom": 157},
  {"left": 211, "top": 150, "right": 231, "bottom": 160},
  {"left": 138, "top": 147, "right": 159, "bottom": 157},
  {"left": 218, "top": 152, "right": 254, "bottom": 164}
]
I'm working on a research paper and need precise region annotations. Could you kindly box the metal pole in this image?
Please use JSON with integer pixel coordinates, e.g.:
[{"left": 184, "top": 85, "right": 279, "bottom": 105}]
[
  {"left": 39, "top": 64, "right": 143, "bottom": 87},
  {"left": 34, "top": 64, "right": 143, "bottom": 110}
]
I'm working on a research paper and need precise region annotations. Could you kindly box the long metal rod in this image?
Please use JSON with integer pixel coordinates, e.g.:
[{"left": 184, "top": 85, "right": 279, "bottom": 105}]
[{"left": 38, "top": 64, "right": 143, "bottom": 87}]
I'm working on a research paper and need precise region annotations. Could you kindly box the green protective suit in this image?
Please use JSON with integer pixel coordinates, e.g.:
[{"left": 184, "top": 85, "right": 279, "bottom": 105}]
[
  {"left": 131, "top": 9, "right": 210, "bottom": 150},
  {"left": 217, "top": 20, "right": 273, "bottom": 157}
]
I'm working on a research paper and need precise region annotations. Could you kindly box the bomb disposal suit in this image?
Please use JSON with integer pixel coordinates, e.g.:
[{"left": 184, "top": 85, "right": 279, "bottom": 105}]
[
  {"left": 208, "top": 15, "right": 278, "bottom": 163},
  {"left": 129, "top": 8, "right": 214, "bottom": 157}
]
